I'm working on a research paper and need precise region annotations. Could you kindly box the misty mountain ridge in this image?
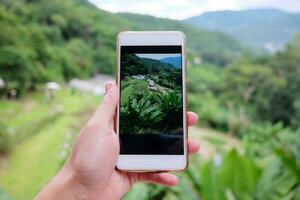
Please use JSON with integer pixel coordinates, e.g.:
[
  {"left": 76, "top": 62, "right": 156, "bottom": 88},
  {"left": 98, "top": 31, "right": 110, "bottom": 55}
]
[
  {"left": 160, "top": 57, "right": 181, "bottom": 68},
  {"left": 184, "top": 8, "right": 300, "bottom": 53},
  {"left": 118, "top": 12, "right": 243, "bottom": 65}
]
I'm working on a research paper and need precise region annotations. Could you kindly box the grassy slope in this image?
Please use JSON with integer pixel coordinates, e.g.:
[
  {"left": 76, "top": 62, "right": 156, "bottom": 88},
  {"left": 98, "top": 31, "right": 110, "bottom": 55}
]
[
  {"left": 0, "top": 89, "right": 242, "bottom": 199},
  {"left": 121, "top": 79, "right": 148, "bottom": 106},
  {"left": 1, "top": 116, "right": 73, "bottom": 199},
  {"left": 0, "top": 89, "right": 100, "bottom": 199},
  {"left": 189, "top": 126, "right": 241, "bottom": 159}
]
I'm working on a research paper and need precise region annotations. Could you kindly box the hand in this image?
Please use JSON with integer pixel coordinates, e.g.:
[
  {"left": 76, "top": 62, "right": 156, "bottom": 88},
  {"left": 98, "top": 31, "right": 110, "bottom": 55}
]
[{"left": 36, "top": 82, "right": 200, "bottom": 200}]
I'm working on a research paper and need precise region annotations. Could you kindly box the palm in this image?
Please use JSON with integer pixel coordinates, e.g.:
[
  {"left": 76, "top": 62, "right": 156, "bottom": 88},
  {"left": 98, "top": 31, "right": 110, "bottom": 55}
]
[
  {"left": 70, "top": 128, "right": 142, "bottom": 199},
  {"left": 102, "top": 168, "right": 139, "bottom": 199}
]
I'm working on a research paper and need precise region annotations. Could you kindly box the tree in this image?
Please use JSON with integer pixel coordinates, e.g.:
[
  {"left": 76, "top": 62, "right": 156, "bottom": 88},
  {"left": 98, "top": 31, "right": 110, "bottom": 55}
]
[{"left": 216, "top": 59, "right": 284, "bottom": 134}]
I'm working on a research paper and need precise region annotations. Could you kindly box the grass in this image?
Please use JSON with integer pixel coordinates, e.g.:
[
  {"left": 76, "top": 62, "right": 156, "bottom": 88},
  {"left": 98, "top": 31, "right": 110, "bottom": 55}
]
[
  {"left": 202, "top": 135, "right": 226, "bottom": 145},
  {"left": 0, "top": 87, "right": 241, "bottom": 200},
  {"left": 0, "top": 88, "right": 100, "bottom": 199},
  {"left": 121, "top": 79, "right": 148, "bottom": 106},
  {"left": 1, "top": 116, "right": 73, "bottom": 199},
  {"left": 189, "top": 126, "right": 241, "bottom": 159}
]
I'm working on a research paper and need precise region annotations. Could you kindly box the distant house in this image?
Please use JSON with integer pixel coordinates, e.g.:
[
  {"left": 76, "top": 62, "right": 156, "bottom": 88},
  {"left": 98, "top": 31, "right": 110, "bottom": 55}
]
[
  {"left": 0, "top": 78, "right": 5, "bottom": 88},
  {"left": 148, "top": 79, "right": 157, "bottom": 91},
  {"left": 132, "top": 75, "right": 145, "bottom": 80},
  {"left": 44, "top": 82, "right": 61, "bottom": 101}
]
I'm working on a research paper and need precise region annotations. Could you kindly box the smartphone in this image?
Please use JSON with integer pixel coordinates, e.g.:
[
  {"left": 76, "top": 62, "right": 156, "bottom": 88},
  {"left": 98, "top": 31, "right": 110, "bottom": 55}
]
[{"left": 116, "top": 31, "right": 187, "bottom": 171}]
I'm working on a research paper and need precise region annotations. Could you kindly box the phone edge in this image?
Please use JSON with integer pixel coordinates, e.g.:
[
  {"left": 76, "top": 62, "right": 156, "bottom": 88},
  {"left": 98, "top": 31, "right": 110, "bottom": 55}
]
[{"left": 115, "top": 31, "right": 188, "bottom": 172}]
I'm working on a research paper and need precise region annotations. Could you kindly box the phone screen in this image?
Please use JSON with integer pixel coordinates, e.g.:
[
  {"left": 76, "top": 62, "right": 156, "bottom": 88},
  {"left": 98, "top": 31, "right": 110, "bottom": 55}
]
[{"left": 119, "top": 45, "right": 184, "bottom": 155}]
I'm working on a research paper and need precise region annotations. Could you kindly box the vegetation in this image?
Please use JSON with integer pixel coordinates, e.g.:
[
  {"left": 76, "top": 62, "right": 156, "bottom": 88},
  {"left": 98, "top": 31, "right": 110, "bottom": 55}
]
[
  {"left": 0, "top": 89, "right": 99, "bottom": 199},
  {"left": 120, "top": 54, "right": 182, "bottom": 135},
  {"left": 188, "top": 35, "right": 300, "bottom": 134},
  {"left": 0, "top": 0, "right": 242, "bottom": 97},
  {"left": 1, "top": 0, "right": 300, "bottom": 199},
  {"left": 124, "top": 34, "right": 300, "bottom": 199}
]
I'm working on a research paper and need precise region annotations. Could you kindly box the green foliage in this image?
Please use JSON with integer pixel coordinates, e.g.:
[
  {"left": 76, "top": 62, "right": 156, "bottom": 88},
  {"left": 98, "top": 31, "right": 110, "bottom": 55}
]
[
  {"left": 0, "top": 0, "right": 243, "bottom": 97},
  {"left": 243, "top": 123, "right": 300, "bottom": 199},
  {"left": 120, "top": 78, "right": 182, "bottom": 134},
  {"left": 1, "top": 1, "right": 300, "bottom": 200},
  {"left": 188, "top": 34, "right": 300, "bottom": 134},
  {"left": 126, "top": 150, "right": 262, "bottom": 200},
  {"left": 188, "top": 64, "right": 230, "bottom": 130},
  {"left": 218, "top": 150, "right": 260, "bottom": 199},
  {"left": 181, "top": 34, "right": 300, "bottom": 200},
  {"left": 126, "top": 142, "right": 300, "bottom": 200},
  {"left": 223, "top": 59, "right": 284, "bottom": 105},
  {"left": 0, "top": 0, "right": 124, "bottom": 95},
  {"left": 0, "top": 122, "right": 11, "bottom": 153},
  {"left": 121, "top": 54, "right": 177, "bottom": 80},
  {"left": 255, "top": 34, "right": 300, "bottom": 126},
  {"left": 255, "top": 158, "right": 299, "bottom": 200},
  {"left": 200, "top": 161, "right": 221, "bottom": 200},
  {"left": 0, "top": 89, "right": 99, "bottom": 199},
  {"left": 220, "top": 59, "right": 285, "bottom": 134},
  {"left": 0, "top": 88, "right": 99, "bottom": 154},
  {"left": 193, "top": 150, "right": 260, "bottom": 200},
  {"left": 189, "top": 92, "right": 229, "bottom": 131}
]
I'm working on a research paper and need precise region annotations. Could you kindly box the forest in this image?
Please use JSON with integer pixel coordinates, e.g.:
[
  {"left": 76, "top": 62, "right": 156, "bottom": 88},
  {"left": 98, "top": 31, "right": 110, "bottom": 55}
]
[
  {"left": 0, "top": 0, "right": 300, "bottom": 199},
  {"left": 0, "top": 0, "right": 242, "bottom": 97}
]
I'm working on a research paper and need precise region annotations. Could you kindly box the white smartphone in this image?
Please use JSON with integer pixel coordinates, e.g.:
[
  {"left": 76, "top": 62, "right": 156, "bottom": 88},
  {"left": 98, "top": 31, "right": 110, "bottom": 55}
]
[{"left": 116, "top": 31, "right": 187, "bottom": 171}]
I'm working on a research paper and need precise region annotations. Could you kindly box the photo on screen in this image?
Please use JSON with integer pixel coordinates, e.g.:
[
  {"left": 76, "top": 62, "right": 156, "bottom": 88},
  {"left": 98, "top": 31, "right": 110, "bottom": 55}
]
[{"left": 119, "top": 46, "right": 184, "bottom": 155}]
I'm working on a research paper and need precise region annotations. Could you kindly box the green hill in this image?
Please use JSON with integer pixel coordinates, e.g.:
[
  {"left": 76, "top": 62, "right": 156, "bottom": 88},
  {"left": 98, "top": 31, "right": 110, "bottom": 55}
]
[
  {"left": 117, "top": 13, "right": 243, "bottom": 65},
  {"left": 121, "top": 54, "right": 175, "bottom": 77},
  {"left": 184, "top": 9, "right": 300, "bottom": 51},
  {"left": 0, "top": 0, "right": 243, "bottom": 96}
]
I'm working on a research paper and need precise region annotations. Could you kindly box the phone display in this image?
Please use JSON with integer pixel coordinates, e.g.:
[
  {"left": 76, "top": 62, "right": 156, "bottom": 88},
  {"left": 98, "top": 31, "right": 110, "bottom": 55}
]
[{"left": 119, "top": 45, "right": 184, "bottom": 155}]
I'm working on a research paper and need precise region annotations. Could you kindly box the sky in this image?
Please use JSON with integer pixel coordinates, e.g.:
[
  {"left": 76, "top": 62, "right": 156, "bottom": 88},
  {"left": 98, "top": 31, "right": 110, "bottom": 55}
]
[
  {"left": 136, "top": 54, "right": 181, "bottom": 60},
  {"left": 88, "top": 0, "right": 300, "bottom": 19}
]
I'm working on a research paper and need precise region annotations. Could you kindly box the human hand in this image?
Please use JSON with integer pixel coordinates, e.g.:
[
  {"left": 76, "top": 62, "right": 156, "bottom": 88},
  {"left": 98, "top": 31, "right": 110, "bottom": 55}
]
[{"left": 36, "top": 82, "right": 200, "bottom": 200}]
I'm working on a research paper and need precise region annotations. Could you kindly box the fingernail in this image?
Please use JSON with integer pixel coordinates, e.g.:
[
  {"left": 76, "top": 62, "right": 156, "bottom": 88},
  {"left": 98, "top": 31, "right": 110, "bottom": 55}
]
[{"left": 105, "top": 82, "right": 113, "bottom": 93}]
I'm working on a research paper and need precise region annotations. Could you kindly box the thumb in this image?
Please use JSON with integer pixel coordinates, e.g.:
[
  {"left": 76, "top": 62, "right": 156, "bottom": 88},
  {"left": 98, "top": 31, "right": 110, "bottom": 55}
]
[{"left": 88, "top": 81, "right": 119, "bottom": 126}]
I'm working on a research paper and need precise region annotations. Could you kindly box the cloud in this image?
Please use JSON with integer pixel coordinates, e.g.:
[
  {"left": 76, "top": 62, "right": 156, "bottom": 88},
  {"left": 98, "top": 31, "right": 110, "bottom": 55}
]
[{"left": 88, "top": 0, "right": 300, "bottom": 19}]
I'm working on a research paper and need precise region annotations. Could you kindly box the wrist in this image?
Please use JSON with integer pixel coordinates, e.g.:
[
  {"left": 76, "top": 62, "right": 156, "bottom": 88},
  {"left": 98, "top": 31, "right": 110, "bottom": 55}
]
[{"left": 35, "top": 163, "right": 89, "bottom": 200}]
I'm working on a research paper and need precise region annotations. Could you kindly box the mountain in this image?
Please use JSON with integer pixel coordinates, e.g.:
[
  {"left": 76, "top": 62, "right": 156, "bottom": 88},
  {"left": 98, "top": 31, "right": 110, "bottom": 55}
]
[
  {"left": 184, "top": 9, "right": 300, "bottom": 52},
  {"left": 121, "top": 54, "right": 176, "bottom": 78},
  {"left": 160, "top": 57, "right": 181, "bottom": 68},
  {"left": 1, "top": 0, "right": 244, "bottom": 94},
  {"left": 118, "top": 13, "right": 244, "bottom": 66}
]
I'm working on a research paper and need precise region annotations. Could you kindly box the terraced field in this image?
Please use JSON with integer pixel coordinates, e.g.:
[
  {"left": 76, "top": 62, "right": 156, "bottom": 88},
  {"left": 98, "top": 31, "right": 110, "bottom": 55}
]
[{"left": 0, "top": 89, "right": 100, "bottom": 199}]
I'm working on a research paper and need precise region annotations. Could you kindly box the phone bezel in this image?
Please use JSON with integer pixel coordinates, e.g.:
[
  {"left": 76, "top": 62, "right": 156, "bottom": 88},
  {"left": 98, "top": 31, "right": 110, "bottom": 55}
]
[{"left": 116, "top": 31, "right": 188, "bottom": 172}]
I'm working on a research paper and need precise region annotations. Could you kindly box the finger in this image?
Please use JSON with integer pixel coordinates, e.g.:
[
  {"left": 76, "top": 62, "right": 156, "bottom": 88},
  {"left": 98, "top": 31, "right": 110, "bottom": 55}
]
[
  {"left": 138, "top": 172, "right": 179, "bottom": 186},
  {"left": 188, "top": 139, "right": 200, "bottom": 154},
  {"left": 88, "top": 81, "right": 119, "bottom": 125},
  {"left": 187, "top": 111, "right": 198, "bottom": 126}
]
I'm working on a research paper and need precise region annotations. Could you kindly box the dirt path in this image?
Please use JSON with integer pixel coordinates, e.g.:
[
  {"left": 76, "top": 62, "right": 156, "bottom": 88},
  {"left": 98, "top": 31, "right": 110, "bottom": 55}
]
[{"left": 189, "top": 126, "right": 241, "bottom": 159}]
